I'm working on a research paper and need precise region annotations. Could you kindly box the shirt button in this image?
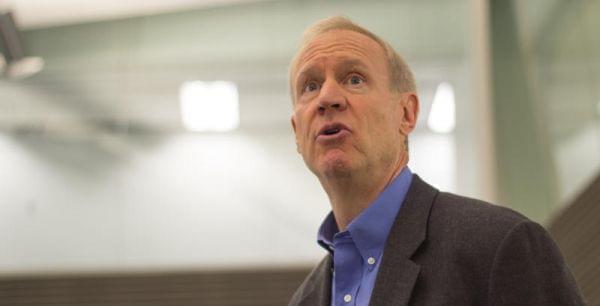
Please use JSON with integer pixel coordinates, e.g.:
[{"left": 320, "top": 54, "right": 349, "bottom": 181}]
[
  {"left": 367, "top": 257, "right": 376, "bottom": 265},
  {"left": 344, "top": 294, "right": 352, "bottom": 303}
]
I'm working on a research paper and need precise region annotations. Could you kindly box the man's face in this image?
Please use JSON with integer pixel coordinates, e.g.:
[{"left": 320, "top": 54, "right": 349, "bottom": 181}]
[{"left": 291, "top": 30, "right": 412, "bottom": 178}]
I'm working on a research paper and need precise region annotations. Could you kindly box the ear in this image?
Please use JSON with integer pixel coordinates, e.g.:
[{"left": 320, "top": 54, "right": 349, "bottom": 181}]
[
  {"left": 290, "top": 115, "right": 300, "bottom": 153},
  {"left": 399, "top": 92, "right": 420, "bottom": 135}
]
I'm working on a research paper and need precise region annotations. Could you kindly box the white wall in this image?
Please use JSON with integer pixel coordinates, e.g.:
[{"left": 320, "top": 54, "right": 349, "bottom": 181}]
[{"left": 0, "top": 130, "right": 457, "bottom": 275}]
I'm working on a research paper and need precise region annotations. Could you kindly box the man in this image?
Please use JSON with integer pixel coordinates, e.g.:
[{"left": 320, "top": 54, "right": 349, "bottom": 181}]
[{"left": 287, "top": 16, "right": 584, "bottom": 306}]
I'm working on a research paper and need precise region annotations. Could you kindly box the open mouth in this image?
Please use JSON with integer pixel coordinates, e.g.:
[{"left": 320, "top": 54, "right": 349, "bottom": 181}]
[
  {"left": 323, "top": 127, "right": 341, "bottom": 135},
  {"left": 317, "top": 123, "right": 350, "bottom": 139}
]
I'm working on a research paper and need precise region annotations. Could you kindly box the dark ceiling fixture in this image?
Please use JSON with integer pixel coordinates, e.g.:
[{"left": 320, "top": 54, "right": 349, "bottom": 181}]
[{"left": 0, "top": 11, "right": 44, "bottom": 79}]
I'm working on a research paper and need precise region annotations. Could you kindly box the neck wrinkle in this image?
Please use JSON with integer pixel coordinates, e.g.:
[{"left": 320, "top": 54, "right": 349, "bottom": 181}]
[{"left": 321, "top": 152, "right": 408, "bottom": 231}]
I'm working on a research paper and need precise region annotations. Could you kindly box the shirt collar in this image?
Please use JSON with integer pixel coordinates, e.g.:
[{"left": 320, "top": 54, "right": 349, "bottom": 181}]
[{"left": 317, "top": 167, "right": 413, "bottom": 261}]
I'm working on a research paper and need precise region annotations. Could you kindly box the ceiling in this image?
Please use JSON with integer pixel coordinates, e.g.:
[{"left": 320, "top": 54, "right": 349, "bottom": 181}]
[
  {"left": 0, "top": 0, "right": 470, "bottom": 135},
  {"left": 1, "top": 0, "right": 261, "bottom": 29}
]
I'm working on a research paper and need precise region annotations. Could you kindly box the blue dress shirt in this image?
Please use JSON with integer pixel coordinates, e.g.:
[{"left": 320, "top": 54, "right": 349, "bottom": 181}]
[{"left": 317, "top": 167, "right": 413, "bottom": 306}]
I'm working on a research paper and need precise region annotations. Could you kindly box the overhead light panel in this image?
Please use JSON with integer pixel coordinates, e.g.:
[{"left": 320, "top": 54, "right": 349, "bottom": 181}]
[
  {"left": 179, "top": 81, "right": 240, "bottom": 132},
  {"left": 0, "top": 11, "right": 44, "bottom": 80}
]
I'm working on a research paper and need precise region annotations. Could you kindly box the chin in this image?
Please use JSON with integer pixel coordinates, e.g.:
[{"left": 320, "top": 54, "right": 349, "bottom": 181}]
[{"left": 315, "top": 151, "right": 355, "bottom": 178}]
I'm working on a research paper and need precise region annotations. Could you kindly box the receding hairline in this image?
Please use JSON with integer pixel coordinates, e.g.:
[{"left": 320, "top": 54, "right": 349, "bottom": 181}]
[
  {"left": 289, "top": 16, "right": 417, "bottom": 103},
  {"left": 293, "top": 36, "right": 383, "bottom": 88}
]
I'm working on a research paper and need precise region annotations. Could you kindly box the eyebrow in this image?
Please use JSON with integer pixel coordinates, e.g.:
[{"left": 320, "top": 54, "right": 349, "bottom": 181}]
[
  {"left": 295, "top": 58, "right": 370, "bottom": 91},
  {"left": 335, "top": 58, "right": 369, "bottom": 73}
]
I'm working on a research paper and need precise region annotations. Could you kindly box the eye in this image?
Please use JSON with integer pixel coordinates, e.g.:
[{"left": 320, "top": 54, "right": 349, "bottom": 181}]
[
  {"left": 346, "top": 74, "right": 365, "bottom": 86},
  {"left": 302, "top": 81, "right": 320, "bottom": 93}
]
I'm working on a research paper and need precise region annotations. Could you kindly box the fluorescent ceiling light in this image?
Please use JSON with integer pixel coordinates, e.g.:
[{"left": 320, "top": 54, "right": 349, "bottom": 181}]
[
  {"left": 179, "top": 81, "right": 239, "bottom": 132},
  {"left": 427, "top": 82, "right": 456, "bottom": 134},
  {"left": 6, "top": 56, "right": 44, "bottom": 79}
]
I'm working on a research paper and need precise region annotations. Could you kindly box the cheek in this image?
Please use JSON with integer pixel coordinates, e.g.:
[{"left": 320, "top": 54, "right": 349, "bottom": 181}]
[
  {"left": 293, "top": 115, "right": 312, "bottom": 150},
  {"left": 366, "top": 107, "right": 400, "bottom": 142},
  {"left": 296, "top": 119, "right": 310, "bottom": 140},
  {"left": 365, "top": 106, "right": 391, "bottom": 130}
]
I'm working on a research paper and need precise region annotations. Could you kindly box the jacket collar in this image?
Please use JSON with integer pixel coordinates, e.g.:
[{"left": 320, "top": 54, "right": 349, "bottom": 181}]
[
  {"left": 369, "top": 174, "right": 437, "bottom": 306},
  {"left": 294, "top": 174, "right": 438, "bottom": 306},
  {"left": 294, "top": 255, "right": 332, "bottom": 306}
]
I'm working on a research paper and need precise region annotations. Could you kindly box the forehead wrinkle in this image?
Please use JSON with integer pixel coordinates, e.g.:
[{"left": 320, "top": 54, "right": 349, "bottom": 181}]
[
  {"left": 296, "top": 46, "right": 377, "bottom": 83},
  {"left": 335, "top": 59, "right": 369, "bottom": 72},
  {"left": 308, "top": 42, "right": 368, "bottom": 59},
  {"left": 302, "top": 30, "right": 381, "bottom": 59},
  {"left": 299, "top": 41, "right": 375, "bottom": 70},
  {"left": 304, "top": 33, "right": 380, "bottom": 63}
]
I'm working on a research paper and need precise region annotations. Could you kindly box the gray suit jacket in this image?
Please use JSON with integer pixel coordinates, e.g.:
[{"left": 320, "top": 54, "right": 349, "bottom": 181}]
[{"left": 289, "top": 175, "right": 585, "bottom": 306}]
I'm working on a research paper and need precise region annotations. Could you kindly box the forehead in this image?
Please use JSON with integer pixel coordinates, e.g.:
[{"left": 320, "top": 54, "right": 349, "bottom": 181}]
[{"left": 294, "top": 29, "right": 387, "bottom": 77}]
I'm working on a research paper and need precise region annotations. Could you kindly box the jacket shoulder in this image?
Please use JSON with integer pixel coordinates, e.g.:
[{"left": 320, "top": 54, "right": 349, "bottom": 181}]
[
  {"left": 416, "top": 191, "right": 584, "bottom": 305},
  {"left": 425, "top": 191, "right": 535, "bottom": 262},
  {"left": 431, "top": 191, "right": 531, "bottom": 237}
]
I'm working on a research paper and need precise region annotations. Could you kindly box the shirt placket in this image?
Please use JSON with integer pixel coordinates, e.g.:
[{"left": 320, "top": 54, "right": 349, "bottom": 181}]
[{"left": 333, "top": 234, "right": 362, "bottom": 306}]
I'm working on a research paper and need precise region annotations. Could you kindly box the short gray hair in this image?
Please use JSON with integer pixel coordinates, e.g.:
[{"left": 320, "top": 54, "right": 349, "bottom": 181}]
[{"left": 289, "top": 16, "right": 416, "bottom": 102}]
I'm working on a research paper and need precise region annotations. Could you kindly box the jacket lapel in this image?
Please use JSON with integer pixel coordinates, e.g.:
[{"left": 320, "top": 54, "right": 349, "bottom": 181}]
[
  {"left": 296, "top": 255, "right": 332, "bottom": 306},
  {"left": 369, "top": 175, "right": 438, "bottom": 306}
]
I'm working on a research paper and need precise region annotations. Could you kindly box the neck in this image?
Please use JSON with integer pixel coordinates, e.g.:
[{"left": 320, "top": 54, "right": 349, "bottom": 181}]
[{"left": 319, "top": 154, "right": 408, "bottom": 231}]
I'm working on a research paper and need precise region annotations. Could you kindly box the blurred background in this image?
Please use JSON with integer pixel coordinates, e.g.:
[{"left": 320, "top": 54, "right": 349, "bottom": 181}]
[{"left": 0, "top": 0, "right": 598, "bottom": 305}]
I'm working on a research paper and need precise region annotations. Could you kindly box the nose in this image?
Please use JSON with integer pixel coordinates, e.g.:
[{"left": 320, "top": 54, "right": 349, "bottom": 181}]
[{"left": 317, "top": 79, "right": 347, "bottom": 114}]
